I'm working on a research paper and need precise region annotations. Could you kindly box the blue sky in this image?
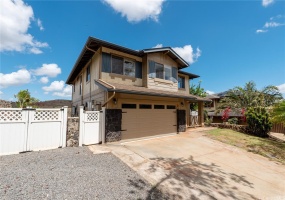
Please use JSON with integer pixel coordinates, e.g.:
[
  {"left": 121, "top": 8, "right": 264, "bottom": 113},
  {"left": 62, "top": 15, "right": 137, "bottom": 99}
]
[{"left": 0, "top": 0, "right": 284, "bottom": 101}]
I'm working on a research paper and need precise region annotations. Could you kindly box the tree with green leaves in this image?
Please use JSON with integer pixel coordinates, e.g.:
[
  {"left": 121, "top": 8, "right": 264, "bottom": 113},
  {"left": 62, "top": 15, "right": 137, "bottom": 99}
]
[
  {"left": 189, "top": 80, "right": 207, "bottom": 97},
  {"left": 270, "top": 100, "right": 285, "bottom": 125},
  {"left": 14, "top": 89, "right": 39, "bottom": 108},
  {"left": 246, "top": 106, "right": 272, "bottom": 137},
  {"left": 189, "top": 80, "right": 207, "bottom": 111},
  {"left": 217, "top": 81, "right": 282, "bottom": 113}
]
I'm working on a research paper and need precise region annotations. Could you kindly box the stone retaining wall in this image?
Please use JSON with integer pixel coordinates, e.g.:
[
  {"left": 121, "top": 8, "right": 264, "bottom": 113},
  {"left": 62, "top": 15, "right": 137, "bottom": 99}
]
[
  {"left": 210, "top": 123, "right": 248, "bottom": 133},
  {"left": 67, "top": 117, "right": 79, "bottom": 147}
]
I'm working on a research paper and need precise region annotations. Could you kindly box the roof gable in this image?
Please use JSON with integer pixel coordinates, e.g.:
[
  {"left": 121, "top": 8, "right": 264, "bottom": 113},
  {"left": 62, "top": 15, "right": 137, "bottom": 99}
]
[{"left": 143, "top": 47, "right": 189, "bottom": 68}]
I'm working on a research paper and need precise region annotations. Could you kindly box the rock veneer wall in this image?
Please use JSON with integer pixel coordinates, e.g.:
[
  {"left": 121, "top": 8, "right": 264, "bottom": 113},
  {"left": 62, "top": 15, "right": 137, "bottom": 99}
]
[
  {"left": 105, "top": 109, "right": 122, "bottom": 142},
  {"left": 67, "top": 117, "right": 79, "bottom": 147},
  {"left": 177, "top": 110, "right": 186, "bottom": 132}
]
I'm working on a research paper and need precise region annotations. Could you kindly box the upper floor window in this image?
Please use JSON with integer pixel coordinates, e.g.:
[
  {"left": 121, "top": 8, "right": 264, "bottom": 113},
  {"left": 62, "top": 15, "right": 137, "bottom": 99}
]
[
  {"left": 86, "top": 65, "right": 90, "bottom": 82},
  {"left": 111, "top": 55, "right": 135, "bottom": 77},
  {"left": 73, "top": 84, "right": 75, "bottom": 93},
  {"left": 178, "top": 76, "right": 185, "bottom": 89},
  {"left": 102, "top": 52, "right": 142, "bottom": 78},
  {"left": 149, "top": 60, "right": 177, "bottom": 82},
  {"left": 155, "top": 63, "right": 164, "bottom": 79},
  {"left": 164, "top": 66, "right": 172, "bottom": 81}
]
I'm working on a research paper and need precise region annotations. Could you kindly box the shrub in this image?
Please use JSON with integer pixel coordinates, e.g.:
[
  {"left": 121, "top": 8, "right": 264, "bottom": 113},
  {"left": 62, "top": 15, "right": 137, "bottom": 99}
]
[
  {"left": 222, "top": 107, "right": 231, "bottom": 122},
  {"left": 246, "top": 107, "right": 272, "bottom": 137},
  {"left": 205, "top": 117, "right": 213, "bottom": 126},
  {"left": 228, "top": 117, "right": 238, "bottom": 124},
  {"left": 240, "top": 108, "right": 246, "bottom": 122}
]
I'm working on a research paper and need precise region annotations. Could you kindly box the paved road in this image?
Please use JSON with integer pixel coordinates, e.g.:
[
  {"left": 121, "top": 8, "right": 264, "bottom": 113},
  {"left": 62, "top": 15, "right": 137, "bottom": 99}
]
[{"left": 0, "top": 147, "right": 164, "bottom": 200}]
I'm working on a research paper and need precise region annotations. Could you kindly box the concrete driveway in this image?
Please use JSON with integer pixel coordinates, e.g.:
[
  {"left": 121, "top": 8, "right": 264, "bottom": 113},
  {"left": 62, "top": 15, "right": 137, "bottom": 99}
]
[{"left": 89, "top": 127, "right": 285, "bottom": 200}]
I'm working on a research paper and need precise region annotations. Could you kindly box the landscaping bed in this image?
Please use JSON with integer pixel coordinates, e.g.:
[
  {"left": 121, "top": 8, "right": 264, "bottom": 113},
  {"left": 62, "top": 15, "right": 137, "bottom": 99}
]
[{"left": 205, "top": 128, "right": 285, "bottom": 165}]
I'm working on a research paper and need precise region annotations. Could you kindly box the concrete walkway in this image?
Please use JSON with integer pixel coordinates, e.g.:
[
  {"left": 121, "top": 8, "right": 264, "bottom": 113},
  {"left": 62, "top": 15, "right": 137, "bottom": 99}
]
[
  {"left": 269, "top": 132, "right": 285, "bottom": 142},
  {"left": 89, "top": 127, "right": 285, "bottom": 200}
]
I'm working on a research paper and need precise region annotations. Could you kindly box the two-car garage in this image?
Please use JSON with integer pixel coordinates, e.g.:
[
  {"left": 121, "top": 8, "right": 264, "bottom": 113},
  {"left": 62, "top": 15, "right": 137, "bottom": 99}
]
[{"left": 121, "top": 102, "right": 178, "bottom": 140}]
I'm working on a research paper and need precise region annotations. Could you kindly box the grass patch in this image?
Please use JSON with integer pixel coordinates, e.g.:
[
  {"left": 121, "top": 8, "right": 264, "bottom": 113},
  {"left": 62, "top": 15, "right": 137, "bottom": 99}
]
[{"left": 205, "top": 128, "right": 285, "bottom": 165}]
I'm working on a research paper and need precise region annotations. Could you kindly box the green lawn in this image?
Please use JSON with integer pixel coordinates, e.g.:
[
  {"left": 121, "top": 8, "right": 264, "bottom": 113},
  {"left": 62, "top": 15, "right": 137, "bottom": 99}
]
[{"left": 205, "top": 128, "right": 285, "bottom": 165}]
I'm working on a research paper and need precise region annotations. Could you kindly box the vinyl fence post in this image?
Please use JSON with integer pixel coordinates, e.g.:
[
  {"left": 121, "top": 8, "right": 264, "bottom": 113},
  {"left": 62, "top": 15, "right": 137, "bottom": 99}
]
[
  {"left": 79, "top": 106, "right": 84, "bottom": 146},
  {"left": 62, "top": 106, "right": 68, "bottom": 147},
  {"left": 101, "top": 107, "right": 106, "bottom": 144}
]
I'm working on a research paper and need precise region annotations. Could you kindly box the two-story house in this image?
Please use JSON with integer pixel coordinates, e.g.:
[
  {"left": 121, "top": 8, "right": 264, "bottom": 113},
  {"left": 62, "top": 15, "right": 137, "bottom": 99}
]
[
  {"left": 66, "top": 37, "right": 210, "bottom": 142},
  {"left": 206, "top": 92, "right": 244, "bottom": 124}
]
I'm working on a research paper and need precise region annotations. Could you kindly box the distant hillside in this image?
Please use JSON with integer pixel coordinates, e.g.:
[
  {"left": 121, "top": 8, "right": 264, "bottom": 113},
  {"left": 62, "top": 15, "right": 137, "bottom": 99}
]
[
  {"left": 1, "top": 99, "right": 72, "bottom": 108},
  {"left": 0, "top": 99, "right": 12, "bottom": 108},
  {"left": 30, "top": 99, "right": 72, "bottom": 108}
]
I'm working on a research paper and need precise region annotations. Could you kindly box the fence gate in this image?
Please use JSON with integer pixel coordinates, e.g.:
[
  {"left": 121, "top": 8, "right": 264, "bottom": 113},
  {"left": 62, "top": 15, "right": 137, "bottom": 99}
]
[
  {"left": 0, "top": 107, "right": 67, "bottom": 156},
  {"left": 79, "top": 106, "right": 103, "bottom": 146},
  {"left": 189, "top": 111, "right": 199, "bottom": 127}
]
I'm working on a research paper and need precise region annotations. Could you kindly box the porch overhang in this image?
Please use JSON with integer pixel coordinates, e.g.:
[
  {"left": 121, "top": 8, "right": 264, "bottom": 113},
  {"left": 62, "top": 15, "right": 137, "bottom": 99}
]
[{"left": 95, "top": 79, "right": 211, "bottom": 102}]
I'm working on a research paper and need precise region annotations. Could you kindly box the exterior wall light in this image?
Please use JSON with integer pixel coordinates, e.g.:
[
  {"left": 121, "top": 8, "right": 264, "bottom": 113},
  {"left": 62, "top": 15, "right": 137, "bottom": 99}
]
[{"left": 113, "top": 98, "right": 117, "bottom": 105}]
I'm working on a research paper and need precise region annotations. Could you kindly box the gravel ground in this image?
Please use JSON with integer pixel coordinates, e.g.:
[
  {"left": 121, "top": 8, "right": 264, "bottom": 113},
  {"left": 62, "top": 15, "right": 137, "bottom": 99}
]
[{"left": 0, "top": 147, "right": 164, "bottom": 200}]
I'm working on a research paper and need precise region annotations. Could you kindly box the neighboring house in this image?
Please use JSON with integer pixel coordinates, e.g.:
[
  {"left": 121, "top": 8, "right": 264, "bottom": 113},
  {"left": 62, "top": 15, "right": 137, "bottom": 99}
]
[
  {"left": 66, "top": 37, "right": 210, "bottom": 142},
  {"left": 206, "top": 92, "right": 243, "bottom": 124}
]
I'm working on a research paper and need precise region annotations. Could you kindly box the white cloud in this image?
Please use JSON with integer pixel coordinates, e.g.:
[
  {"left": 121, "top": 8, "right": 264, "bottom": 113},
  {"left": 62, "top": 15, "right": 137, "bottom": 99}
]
[
  {"left": 0, "top": 0, "right": 48, "bottom": 54},
  {"left": 270, "top": 15, "right": 284, "bottom": 20},
  {"left": 206, "top": 90, "right": 215, "bottom": 95},
  {"left": 256, "top": 29, "right": 268, "bottom": 33},
  {"left": 36, "top": 18, "right": 44, "bottom": 31},
  {"left": 0, "top": 91, "right": 3, "bottom": 95},
  {"left": 277, "top": 83, "right": 285, "bottom": 94},
  {"left": 264, "top": 21, "right": 284, "bottom": 28},
  {"left": 42, "top": 81, "right": 71, "bottom": 97},
  {"left": 32, "top": 63, "right": 61, "bottom": 77},
  {"left": 102, "top": 0, "right": 165, "bottom": 23},
  {"left": 42, "top": 80, "right": 65, "bottom": 92},
  {"left": 0, "top": 69, "right": 31, "bottom": 88},
  {"left": 40, "top": 77, "right": 49, "bottom": 84},
  {"left": 172, "top": 45, "right": 202, "bottom": 64},
  {"left": 262, "top": 0, "right": 274, "bottom": 7},
  {"left": 153, "top": 44, "right": 163, "bottom": 48},
  {"left": 256, "top": 15, "right": 285, "bottom": 34},
  {"left": 53, "top": 85, "right": 72, "bottom": 97}
]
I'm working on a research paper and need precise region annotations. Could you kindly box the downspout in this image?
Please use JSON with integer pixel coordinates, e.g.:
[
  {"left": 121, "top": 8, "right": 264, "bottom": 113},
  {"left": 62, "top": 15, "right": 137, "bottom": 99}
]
[
  {"left": 86, "top": 45, "right": 96, "bottom": 110},
  {"left": 100, "top": 79, "right": 116, "bottom": 107}
]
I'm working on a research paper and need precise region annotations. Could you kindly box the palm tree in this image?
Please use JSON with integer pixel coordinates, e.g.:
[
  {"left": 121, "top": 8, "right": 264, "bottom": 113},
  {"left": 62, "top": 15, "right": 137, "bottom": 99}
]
[
  {"left": 217, "top": 81, "right": 282, "bottom": 113},
  {"left": 14, "top": 89, "right": 39, "bottom": 108}
]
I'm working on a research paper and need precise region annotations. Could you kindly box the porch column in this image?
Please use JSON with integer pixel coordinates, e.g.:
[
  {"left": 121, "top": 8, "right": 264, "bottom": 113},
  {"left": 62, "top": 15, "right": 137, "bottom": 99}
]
[
  {"left": 186, "top": 102, "right": 190, "bottom": 127},
  {"left": 198, "top": 102, "right": 204, "bottom": 126}
]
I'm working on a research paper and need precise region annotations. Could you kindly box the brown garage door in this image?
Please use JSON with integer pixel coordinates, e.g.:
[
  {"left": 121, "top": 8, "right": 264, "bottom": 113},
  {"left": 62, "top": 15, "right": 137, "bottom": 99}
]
[{"left": 121, "top": 103, "right": 177, "bottom": 140}]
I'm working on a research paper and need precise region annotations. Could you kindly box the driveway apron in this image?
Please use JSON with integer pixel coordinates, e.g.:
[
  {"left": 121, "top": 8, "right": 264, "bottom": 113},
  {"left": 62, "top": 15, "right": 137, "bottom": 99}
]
[{"left": 89, "top": 128, "right": 285, "bottom": 200}]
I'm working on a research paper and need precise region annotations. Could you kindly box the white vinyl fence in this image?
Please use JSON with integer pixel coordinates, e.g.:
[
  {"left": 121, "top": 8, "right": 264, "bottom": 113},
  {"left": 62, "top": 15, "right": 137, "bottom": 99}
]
[
  {"left": 189, "top": 111, "right": 199, "bottom": 127},
  {"left": 0, "top": 107, "right": 67, "bottom": 156},
  {"left": 79, "top": 106, "right": 104, "bottom": 146}
]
